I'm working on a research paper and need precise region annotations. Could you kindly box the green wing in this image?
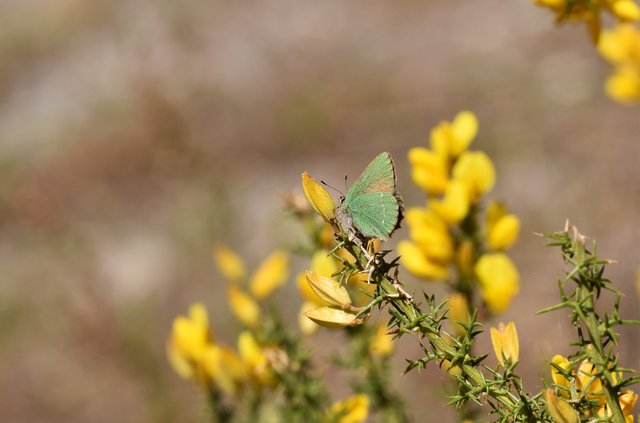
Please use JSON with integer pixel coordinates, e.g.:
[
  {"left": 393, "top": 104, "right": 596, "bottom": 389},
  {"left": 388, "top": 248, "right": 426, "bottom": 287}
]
[
  {"left": 344, "top": 152, "right": 396, "bottom": 204},
  {"left": 347, "top": 192, "right": 399, "bottom": 239}
]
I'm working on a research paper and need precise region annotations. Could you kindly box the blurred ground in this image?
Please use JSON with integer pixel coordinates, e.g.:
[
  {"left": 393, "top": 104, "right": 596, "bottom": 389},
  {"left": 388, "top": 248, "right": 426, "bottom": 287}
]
[{"left": 0, "top": 0, "right": 639, "bottom": 421}]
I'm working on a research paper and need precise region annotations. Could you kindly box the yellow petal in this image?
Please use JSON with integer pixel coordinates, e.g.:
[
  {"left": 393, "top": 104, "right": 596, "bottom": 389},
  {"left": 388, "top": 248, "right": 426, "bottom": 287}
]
[
  {"left": 475, "top": 253, "right": 520, "bottom": 314},
  {"left": 406, "top": 208, "right": 454, "bottom": 262},
  {"left": 577, "top": 359, "right": 605, "bottom": 403},
  {"left": 408, "top": 147, "right": 449, "bottom": 194},
  {"left": 550, "top": 354, "right": 572, "bottom": 396},
  {"left": 238, "top": 331, "right": 267, "bottom": 370},
  {"left": 304, "top": 307, "right": 361, "bottom": 328},
  {"left": 430, "top": 121, "right": 454, "bottom": 162},
  {"left": 450, "top": 111, "right": 478, "bottom": 156},
  {"left": 620, "top": 390, "right": 638, "bottom": 416},
  {"left": 429, "top": 180, "right": 470, "bottom": 224},
  {"left": 452, "top": 151, "right": 496, "bottom": 202},
  {"left": 329, "top": 394, "right": 370, "bottom": 423},
  {"left": 487, "top": 214, "right": 520, "bottom": 251},
  {"left": 612, "top": 0, "right": 640, "bottom": 21},
  {"left": 203, "top": 345, "right": 247, "bottom": 395},
  {"left": 544, "top": 388, "right": 580, "bottom": 423},
  {"left": 297, "top": 250, "right": 340, "bottom": 305},
  {"left": 227, "top": 285, "right": 261, "bottom": 328},
  {"left": 305, "top": 270, "right": 352, "bottom": 308},
  {"left": 166, "top": 340, "right": 195, "bottom": 379},
  {"left": 250, "top": 250, "right": 290, "bottom": 299},
  {"left": 398, "top": 240, "right": 448, "bottom": 280},
  {"left": 213, "top": 246, "right": 246, "bottom": 283},
  {"left": 301, "top": 171, "right": 336, "bottom": 222},
  {"left": 605, "top": 67, "right": 640, "bottom": 104},
  {"left": 490, "top": 321, "right": 519, "bottom": 367},
  {"left": 171, "top": 304, "right": 210, "bottom": 360}
]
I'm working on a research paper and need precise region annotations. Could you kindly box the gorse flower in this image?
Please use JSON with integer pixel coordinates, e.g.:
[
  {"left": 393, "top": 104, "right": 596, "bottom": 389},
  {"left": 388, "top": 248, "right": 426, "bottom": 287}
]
[
  {"left": 402, "top": 111, "right": 520, "bottom": 315},
  {"left": 531, "top": 0, "right": 640, "bottom": 42},
  {"left": 475, "top": 253, "right": 520, "bottom": 314},
  {"left": 167, "top": 302, "right": 211, "bottom": 383},
  {"left": 548, "top": 353, "right": 638, "bottom": 420},
  {"left": 598, "top": 23, "right": 640, "bottom": 103},
  {"left": 490, "top": 321, "right": 519, "bottom": 367}
]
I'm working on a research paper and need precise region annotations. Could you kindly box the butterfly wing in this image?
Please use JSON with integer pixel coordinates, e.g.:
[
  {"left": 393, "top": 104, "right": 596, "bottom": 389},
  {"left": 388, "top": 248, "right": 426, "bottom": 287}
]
[
  {"left": 344, "top": 152, "right": 396, "bottom": 203},
  {"left": 347, "top": 192, "right": 399, "bottom": 239}
]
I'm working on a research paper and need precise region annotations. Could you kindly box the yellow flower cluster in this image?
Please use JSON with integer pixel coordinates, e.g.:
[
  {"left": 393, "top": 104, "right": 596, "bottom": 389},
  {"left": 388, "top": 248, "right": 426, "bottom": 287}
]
[
  {"left": 599, "top": 24, "right": 640, "bottom": 103},
  {"left": 532, "top": 0, "right": 640, "bottom": 42},
  {"left": 550, "top": 354, "right": 638, "bottom": 421},
  {"left": 400, "top": 111, "right": 520, "bottom": 314},
  {"left": 166, "top": 303, "right": 274, "bottom": 394}
]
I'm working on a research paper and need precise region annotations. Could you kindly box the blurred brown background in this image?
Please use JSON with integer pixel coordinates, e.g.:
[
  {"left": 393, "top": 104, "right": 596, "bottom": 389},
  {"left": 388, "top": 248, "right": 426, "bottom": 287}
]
[{"left": 1, "top": 0, "right": 638, "bottom": 421}]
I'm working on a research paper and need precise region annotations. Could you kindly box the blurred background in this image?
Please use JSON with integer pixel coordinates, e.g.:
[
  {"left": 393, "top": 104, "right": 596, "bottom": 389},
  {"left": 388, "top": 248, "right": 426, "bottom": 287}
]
[{"left": 1, "top": 0, "right": 638, "bottom": 421}]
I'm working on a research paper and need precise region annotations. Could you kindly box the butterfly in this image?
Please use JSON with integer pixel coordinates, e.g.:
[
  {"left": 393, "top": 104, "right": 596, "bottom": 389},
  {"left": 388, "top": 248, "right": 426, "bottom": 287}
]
[{"left": 336, "top": 152, "right": 403, "bottom": 241}]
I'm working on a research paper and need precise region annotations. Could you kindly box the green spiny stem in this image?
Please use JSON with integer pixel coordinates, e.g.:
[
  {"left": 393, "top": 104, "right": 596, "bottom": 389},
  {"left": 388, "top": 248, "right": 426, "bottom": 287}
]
[
  {"left": 576, "top": 283, "right": 625, "bottom": 423},
  {"left": 377, "top": 277, "right": 526, "bottom": 414}
]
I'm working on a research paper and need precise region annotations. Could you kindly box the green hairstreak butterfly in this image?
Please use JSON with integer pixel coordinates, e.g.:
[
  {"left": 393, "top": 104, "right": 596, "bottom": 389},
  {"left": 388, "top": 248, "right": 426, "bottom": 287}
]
[{"left": 337, "top": 152, "right": 403, "bottom": 240}]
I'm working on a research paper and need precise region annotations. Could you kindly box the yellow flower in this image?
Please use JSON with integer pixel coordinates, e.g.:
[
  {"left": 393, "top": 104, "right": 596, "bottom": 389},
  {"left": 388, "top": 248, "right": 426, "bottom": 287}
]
[
  {"left": 598, "top": 24, "right": 640, "bottom": 103},
  {"left": 620, "top": 390, "right": 639, "bottom": 417},
  {"left": 202, "top": 345, "right": 247, "bottom": 395},
  {"left": 429, "top": 180, "right": 470, "bottom": 224},
  {"left": 490, "top": 321, "right": 519, "bottom": 367},
  {"left": 550, "top": 354, "right": 572, "bottom": 396},
  {"left": 304, "top": 271, "right": 352, "bottom": 309},
  {"left": 329, "top": 394, "right": 370, "bottom": 423},
  {"left": 238, "top": 331, "right": 273, "bottom": 385},
  {"left": 576, "top": 358, "right": 605, "bottom": 404},
  {"left": 475, "top": 253, "right": 520, "bottom": 314},
  {"left": 610, "top": 0, "right": 640, "bottom": 21},
  {"left": 487, "top": 214, "right": 520, "bottom": 251},
  {"left": 447, "top": 292, "right": 470, "bottom": 335},
  {"left": 297, "top": 250, "right": 340, "bottom": 306},
  {"left": 598, "top": 24, "right": 640, "bottom": 66},
  {"left": 166, "top": 303, "right": 212, "bottom": 382},
  {"left": 605, "top": 66, "right": 640, "bottom": 103},
  {"left": 451, "top": 151, "right": 496, "bottom": 203},
  {"left": 408, "top": 147, "right": 449, "bottom": 195},
  {"left": 249, "top": 250, "right": 290, "bottom": 300},
  {"left": 304, "top": 307, "right": 363, "bottom": 328},
  {"left": 301, "top": 171, "right": 336, "bottom": 222},
  {"left": 598, "top": 390, "right": 638, "bottom": 421},
  {"left": 405, "top": 208, "right": 454, "bottom": 262},
  {"left": 544, "top": 388, "right": 580, "bottom": 423},
  {"left": 214, "top": 246, "right": 247, "bottom": 283},
  {"left": 227, "top": 285, "right": 261, "bottom": 328},
  {"left": 369, "top": 323, "right": 394, "bottom": 357},
  {"left": 398, "top": 240, "right": 448, "bottom": 280},
  {"left": 430, "top": 111, "right": 478, "bottom": 161}
]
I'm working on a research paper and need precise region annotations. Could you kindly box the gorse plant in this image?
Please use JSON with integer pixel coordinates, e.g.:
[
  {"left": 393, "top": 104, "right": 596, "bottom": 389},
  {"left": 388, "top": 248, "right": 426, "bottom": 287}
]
[
  {"left": 531, "top": 0, "right": 640, "bottom": 104},
  {"left": 167, "top": 110, "right": 638, "bottom": 422}
]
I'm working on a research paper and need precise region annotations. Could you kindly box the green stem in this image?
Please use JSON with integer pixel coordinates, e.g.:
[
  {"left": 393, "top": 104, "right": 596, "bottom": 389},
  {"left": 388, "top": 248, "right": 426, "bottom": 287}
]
[{"left": 576, "top": 283, "right": 626, "bottom": 423}]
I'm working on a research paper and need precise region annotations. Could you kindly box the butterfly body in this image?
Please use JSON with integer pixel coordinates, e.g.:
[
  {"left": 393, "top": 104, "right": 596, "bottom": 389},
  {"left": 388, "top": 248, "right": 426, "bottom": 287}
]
[{"left": 337, "top": 152, "right": 403, "bottom": 240}]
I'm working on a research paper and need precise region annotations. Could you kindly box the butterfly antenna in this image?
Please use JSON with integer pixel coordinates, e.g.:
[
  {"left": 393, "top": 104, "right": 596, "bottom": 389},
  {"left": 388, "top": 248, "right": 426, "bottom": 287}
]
[
  {"left": 320, "top": 180, "right": 344, "bottom": 197},
  {"left": 344, "top": 174, "right": 348, "bottom": 193}
]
